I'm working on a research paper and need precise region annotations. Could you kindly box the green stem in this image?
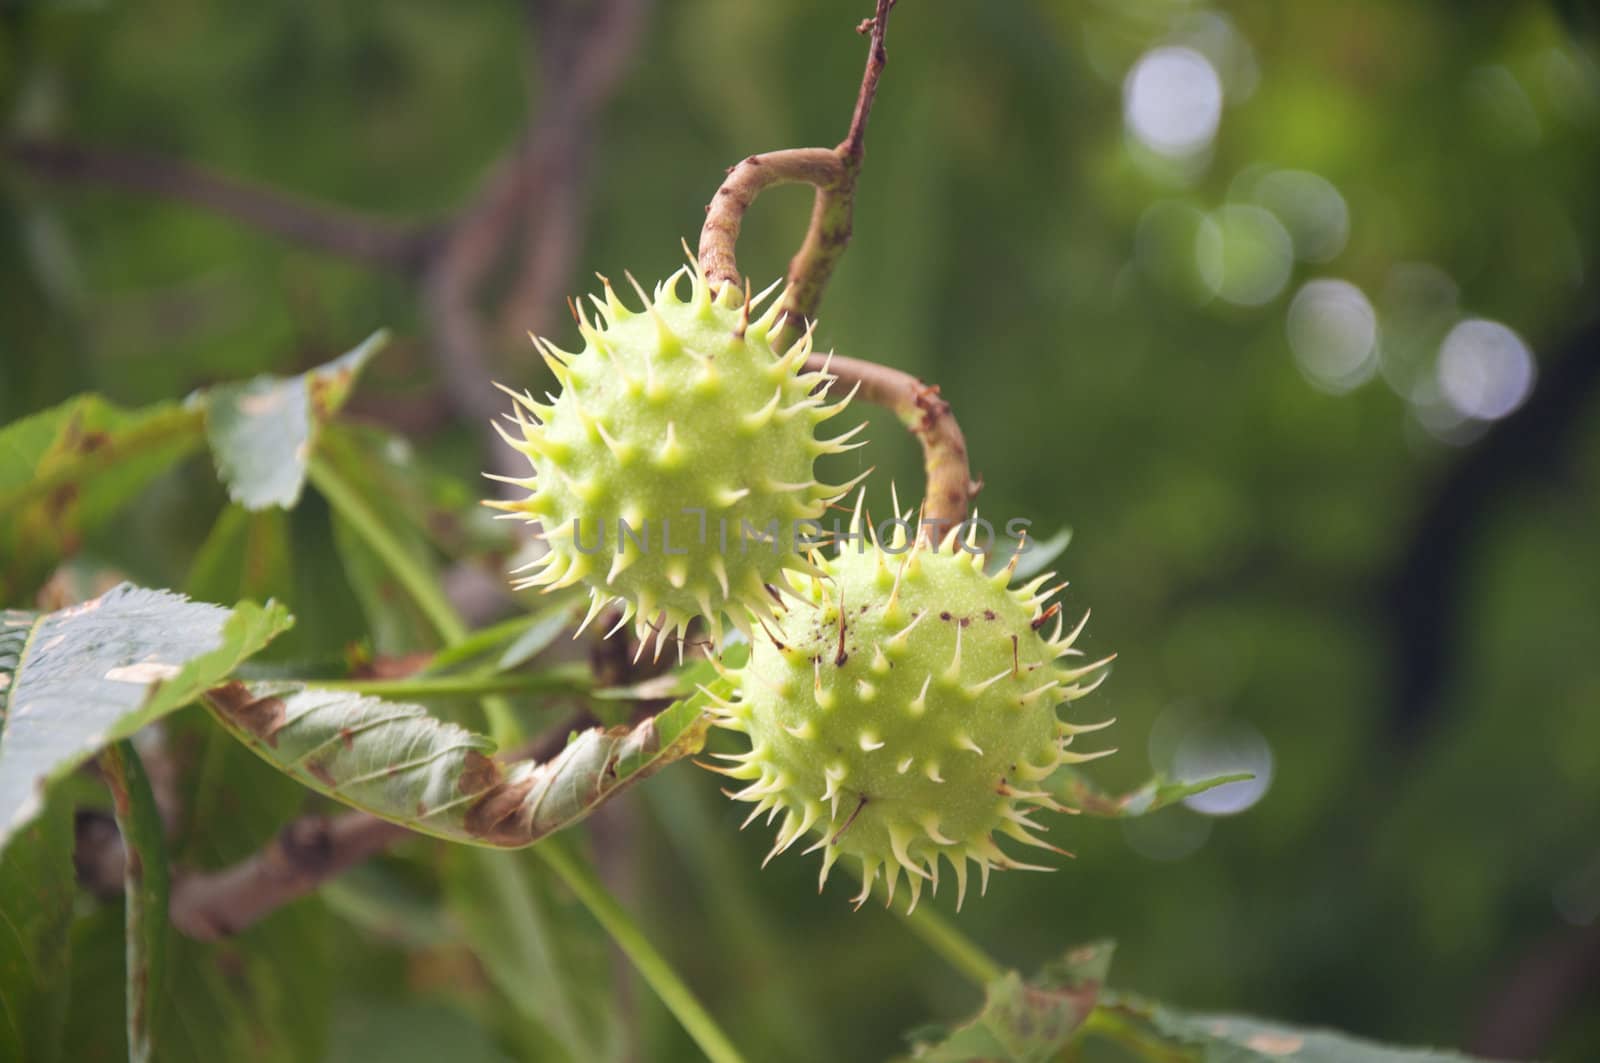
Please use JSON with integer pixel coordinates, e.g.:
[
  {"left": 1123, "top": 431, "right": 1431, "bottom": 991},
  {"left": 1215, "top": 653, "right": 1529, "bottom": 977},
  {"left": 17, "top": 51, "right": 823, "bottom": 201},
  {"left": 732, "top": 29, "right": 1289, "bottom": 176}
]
[
  {"left": 312, "top": 453, "right": 746, "bottom": 1063},
  {"left": 895, "top": 905, "right": 1004, "bottom": 986},
  {"left": 844, "top": 862, "right": 1004, "bottom": 987},
  {"left": 311, "top": 666, "right": 590, "bottom": 700},
  {"left": 536, "top": 840, "right": 747, "bottom": 1063},
  {"left": 306, "top": 456, "right": 466, "bottom": 644},
  {"left": 307, "top": 455, "right": 520, "bottom": 743}
]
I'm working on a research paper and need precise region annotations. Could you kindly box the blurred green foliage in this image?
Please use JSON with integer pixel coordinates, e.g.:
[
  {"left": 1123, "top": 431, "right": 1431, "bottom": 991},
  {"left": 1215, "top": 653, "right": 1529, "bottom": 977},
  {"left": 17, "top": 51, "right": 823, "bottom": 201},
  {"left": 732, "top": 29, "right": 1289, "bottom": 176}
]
[{"left": 3, "top": 0, "right": 1599, "bottom": 1060}]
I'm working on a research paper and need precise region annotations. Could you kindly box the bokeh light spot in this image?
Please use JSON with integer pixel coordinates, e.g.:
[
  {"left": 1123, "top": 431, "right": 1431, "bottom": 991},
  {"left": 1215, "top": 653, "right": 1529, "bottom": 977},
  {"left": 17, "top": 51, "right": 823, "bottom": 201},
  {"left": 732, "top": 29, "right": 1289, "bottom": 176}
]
[
  {"left": 1175, "top": 720, "right": 1274, "bottom": 816},
  {"left": 1437, "top": 319, "right": 1536, "bottom": 421},
  {"left": 1286, "top": 279, "right": 1378, "bottom": 393},
  {"left": 1124, "top": 47, "right": 1223, "bottom": 159},
  {"left": 1250, "top": 170, "right": 1349, "bottom": 263},
  {"left": 1200, "top": 205, "right": 1293, "bottom": 307}
]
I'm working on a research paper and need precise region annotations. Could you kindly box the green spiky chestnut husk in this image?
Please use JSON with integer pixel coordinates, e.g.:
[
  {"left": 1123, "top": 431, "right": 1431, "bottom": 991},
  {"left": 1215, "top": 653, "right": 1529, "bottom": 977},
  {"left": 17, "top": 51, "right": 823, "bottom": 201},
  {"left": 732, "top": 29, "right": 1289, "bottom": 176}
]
[
  {"left": 490, "top": 260, "right": 867, "bottom": 654},
  {"left": 707, "top": 514, "right": 1115, "bottom": 910}
]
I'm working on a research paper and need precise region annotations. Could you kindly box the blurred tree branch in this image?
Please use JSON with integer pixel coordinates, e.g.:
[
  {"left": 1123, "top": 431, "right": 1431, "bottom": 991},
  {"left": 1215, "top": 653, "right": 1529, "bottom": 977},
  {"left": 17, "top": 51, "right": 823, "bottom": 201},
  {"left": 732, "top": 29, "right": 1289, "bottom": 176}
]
[
  {"left": 1386, "top": 312, "right": 1600, "bottom": 743},
  {"left": 498, "top": 0, "right": 647, "bottom": 341},
  {"left": 1470, "top": 921, "right": 1600, "bottom": 1059},
  {"left": 169, "top": 809, "right": 410, "bottom": 940},
  {"left": 428, "top": 0, "right": 647, "bottom": 481},
  {"left": 4, "top": 137, "right": 445, "bottom": 270},
  {"left": 4, "top": 0, "right": 649, "bottom": 486}
]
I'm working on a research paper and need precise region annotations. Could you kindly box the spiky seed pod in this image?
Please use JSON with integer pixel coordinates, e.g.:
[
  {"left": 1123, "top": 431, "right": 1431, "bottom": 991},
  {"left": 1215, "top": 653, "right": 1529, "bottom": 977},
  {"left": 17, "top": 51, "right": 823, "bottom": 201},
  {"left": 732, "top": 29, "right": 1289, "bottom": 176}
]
[
  {"left": 706, "top": 505, "right": 1115, "bottom": 911},
  {"left": 489, "top": 258, "right": 868, "bottom": 656}
]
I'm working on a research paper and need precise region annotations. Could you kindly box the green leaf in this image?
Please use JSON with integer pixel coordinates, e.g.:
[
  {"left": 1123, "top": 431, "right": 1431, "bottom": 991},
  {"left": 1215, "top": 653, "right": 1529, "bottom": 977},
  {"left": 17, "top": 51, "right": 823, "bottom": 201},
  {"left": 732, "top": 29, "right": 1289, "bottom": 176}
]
[
  {"left": 907, "top": 942, "right": 1114, "bottom": 1062},
  {"left": 0, "top": 792, "right": 74, "bottom": 1063},
  {"left": 101, "top": 741, "right": 171, "bottom": 1063},
  {"left": 203, "top": 330, "right": 387, "bottom": 510},
  {"left": 0, "top": 395, "right": 205, "bottom": 602},
  {"left": 186, "top": 505, "right": 293, "bottom": 607},
  {"left": 1053, "top": 767, "right": 1254, "bottom": 818},
  {"left": 418, "top": 604, "right": 581, "bottom": 677},
  {"left": 202, "top": 679, "right": 713, "bottom": 846},
  {"left": 0, "top": 584, "right": 292, "bottom": 854},
  {"left": 1098, "top": 995, "right": 1497, "bottom": 1062},
  {"left": 495, "top": 602, "right": 582, "bottom": 672}
]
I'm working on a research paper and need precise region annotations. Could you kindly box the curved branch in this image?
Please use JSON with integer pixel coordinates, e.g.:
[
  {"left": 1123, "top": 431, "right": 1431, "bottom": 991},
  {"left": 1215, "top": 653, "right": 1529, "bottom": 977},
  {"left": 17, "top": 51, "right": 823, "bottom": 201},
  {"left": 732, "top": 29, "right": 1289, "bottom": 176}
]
[
  {"left": 698, "top": 147, "right": 844, "bottom": 290},
  {"left": 170, "top": 809, "right": 407, "bottom": 940},
  {"left": 695, "top": 0, "right": 893, "bottom": 341},
  {"left": 696, "top": 1, "right": 975, "bottom": 530},
  {"left": 779, "top": 0, "right": 893, "bottom": 341},
  {"left": 812, "top": 353, "right": 975, "bottom": 532},
  {"left": 4, "top": 138, "right": 442, "bottom": 270},
  {"left": 423, "top": 144, "right": 544, "bottom": 447}
]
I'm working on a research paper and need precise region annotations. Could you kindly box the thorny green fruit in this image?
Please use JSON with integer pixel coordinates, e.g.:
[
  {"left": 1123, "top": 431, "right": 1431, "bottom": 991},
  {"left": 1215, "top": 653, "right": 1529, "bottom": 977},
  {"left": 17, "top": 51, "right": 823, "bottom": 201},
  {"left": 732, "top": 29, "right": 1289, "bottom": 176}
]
[
  {"left": 490, "top": 257, "right": 868, "bottom": 656},
  {"left": 706, "top": 504, "right": 1115, "bottom": 910}
]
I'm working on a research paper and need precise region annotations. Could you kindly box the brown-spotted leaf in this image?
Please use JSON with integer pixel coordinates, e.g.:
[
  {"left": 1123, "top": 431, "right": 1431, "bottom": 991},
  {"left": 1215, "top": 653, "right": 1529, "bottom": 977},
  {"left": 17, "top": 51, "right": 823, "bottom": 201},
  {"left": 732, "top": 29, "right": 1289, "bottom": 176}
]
[
  {"left": 204, "top": 330, "right": 387, "bottom": 510},
  {"left": 907, "top": 941, "right": 1114, "bottom": 1062},
  {"left": 202, "top": 677, "right": 716, "bottom": 847},
  {"left": 1098, "top": 994, "right": 1498, "bottom": 1062},
  {"left": 0, "top": 396, "right": 205, "bottom": 603}
]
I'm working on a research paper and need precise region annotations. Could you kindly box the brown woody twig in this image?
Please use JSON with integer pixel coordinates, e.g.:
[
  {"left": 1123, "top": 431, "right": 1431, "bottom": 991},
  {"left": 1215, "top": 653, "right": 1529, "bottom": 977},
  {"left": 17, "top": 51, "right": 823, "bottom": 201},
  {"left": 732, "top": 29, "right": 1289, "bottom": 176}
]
[
  {"left": 698, "top": 147, "right": 844, "bottom": 304},
  {"left": 170, "top": 811, "right": 409, "bottom": 940},
  {"left": 696, "top": 0, "right": 976, "bottom": 532},
  {"left": 812, "top": 353, "right": 977, "bottom": 537}
]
